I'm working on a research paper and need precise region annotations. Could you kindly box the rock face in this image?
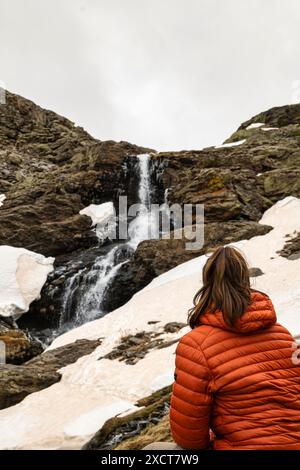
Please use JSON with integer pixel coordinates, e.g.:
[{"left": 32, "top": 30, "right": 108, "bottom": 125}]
[
  {"left": 0, "top": 91, "right": 153, "bottom": 257},
  {"left": 0, "top": 338, "right": 102, "bottom": 410}
]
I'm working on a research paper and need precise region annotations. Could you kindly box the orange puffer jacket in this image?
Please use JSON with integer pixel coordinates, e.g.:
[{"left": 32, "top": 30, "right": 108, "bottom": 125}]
[{"left": 170, "top": 291, "right": 300, "bottom": 450}]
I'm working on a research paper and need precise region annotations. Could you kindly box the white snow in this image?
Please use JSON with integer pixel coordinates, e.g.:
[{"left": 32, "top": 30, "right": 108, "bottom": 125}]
[
  {"left": 262, "top": 127, "right": 278, "bottom": 131},
  {"left": 0, "top": 194, "right": 6, "bottom": 207},
  {"left": 0, "top": 246, "right": 54, "bottom": 319},
  {"left": 79, "top": 202, "right": 116, "bottom": 241},
  {"left": 0, "top": 196, "right": 300, "bottom": 449},
  {"left": 79, "top": 202, "right": 115, "bottom": 227},
  {"left": 149, "top": 370, "right": 176, "bottom": 391},
  {"left": 63, "top": 401, "right": 138, "bottom": 438},
  {"left": 215, "top": 139, "right": 246, "bottom": 149},
  {"left": 246, "top": 122, "right": 265, "bottom": 130}
]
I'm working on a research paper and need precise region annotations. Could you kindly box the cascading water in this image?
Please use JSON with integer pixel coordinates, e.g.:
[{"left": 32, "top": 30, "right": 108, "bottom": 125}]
[
  {"left": 56, "top": 154, "right": 157, "bottom": 335},
  {"left": 127, "top": 154, "right": 159, "bottom": 249}
]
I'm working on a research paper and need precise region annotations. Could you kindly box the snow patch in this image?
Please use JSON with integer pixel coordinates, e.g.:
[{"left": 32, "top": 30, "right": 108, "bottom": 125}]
[
  {"left": 79, "top": 202, "right": 115, "bottom": 227},
  {"left": 63, "top": 401, "right": 137, "bottom": 437},
  {"left": 0, "top": 194, "right": 6, "bottom": 207},
  {"left": 246, "top": 122, "right": 265, "bottom": 130},
  {"left": 262, "top": 127, "right": 278, "bottom": 131},
  {"left": 149, "top": 370, "right": 175, "bottom": 391},
  {"left": 79, "top": 202, "right": 116, "bottom": 241},
  {"left": 0, "top": 246, "right": 54, "bottom": 319},
  {"left": 215, "top": 139, "right": 246, "bottom": 149}
]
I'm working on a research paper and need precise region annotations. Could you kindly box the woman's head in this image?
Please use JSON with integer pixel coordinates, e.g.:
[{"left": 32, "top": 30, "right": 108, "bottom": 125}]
[{"left": 188, "top": 246, "right": 252, "bottom": 329}]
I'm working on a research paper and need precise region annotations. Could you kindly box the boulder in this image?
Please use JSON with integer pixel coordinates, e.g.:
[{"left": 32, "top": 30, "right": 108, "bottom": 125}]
[{"left": 0, "top": 338, "right": 102, "bottom": 409}]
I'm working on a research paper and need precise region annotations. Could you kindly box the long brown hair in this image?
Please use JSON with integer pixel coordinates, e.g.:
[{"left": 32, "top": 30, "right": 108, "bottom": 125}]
[{"left": 188, "top": 246, "right": 253, "bottom": 329}]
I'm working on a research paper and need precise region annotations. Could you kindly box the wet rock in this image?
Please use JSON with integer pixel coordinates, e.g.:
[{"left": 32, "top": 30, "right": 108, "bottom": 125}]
[{"left": 0, "top": 338, "right": 102, "bottom": 410}]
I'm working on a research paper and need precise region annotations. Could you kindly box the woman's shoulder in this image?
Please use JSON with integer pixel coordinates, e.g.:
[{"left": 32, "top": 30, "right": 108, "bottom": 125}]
[{"left": 178, "top": 323, "right": 219, "bottom": 349}]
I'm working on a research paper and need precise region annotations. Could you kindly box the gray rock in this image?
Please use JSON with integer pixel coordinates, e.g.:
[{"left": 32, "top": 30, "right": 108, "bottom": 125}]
[{"left": 249, "top": 267, "right": 264, "bottom": 277}]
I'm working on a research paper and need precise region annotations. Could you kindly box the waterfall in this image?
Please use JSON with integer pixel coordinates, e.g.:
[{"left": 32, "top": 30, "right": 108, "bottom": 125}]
[
  {"left": 138, "top": 153, "right": 151, "bottom": 207},
  {"left": 128, "top": 154, "right": 159, "bottom": 249},
  {"left": 57, "top": 153, "right": 157, "bottom": 335}
]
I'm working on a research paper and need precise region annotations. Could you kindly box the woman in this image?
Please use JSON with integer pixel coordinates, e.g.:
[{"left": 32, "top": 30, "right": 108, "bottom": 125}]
[{"left": 169, "top": 246, "right": 300, "bottom": 450}]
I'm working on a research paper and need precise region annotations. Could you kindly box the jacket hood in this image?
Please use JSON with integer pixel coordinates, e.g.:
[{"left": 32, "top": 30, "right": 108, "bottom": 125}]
[{"left": 199, "top": 291, "right": 277, "bottom": 333}]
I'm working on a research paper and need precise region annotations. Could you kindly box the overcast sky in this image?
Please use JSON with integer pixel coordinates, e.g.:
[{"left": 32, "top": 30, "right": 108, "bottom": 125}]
[{"left": 1, "top": 0, "right": 300, "bottom": 151}]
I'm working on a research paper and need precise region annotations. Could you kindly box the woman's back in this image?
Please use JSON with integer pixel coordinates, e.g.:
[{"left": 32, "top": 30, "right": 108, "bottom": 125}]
[{"left": 170, "top": 247, "right": 300, "bottom": 450}]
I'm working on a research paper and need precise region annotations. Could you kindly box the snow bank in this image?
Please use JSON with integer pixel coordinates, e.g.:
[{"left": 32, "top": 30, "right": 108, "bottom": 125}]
[
  {"left": 0, "top": 194, "right": 6, "bottom": 207},
  {"left": 0, "top": 246, "right": 54, "bottom": 319},
  {"left": 0, "top": 197, "right": 300, "bottom": 449}
]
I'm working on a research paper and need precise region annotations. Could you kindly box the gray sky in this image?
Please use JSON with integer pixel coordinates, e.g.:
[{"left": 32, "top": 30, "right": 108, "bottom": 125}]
[{"left": 1, "top": 0, "right": 300, "bottom": 151}]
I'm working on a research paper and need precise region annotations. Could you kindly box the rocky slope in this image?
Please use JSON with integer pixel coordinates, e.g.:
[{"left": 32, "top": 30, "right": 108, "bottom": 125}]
[{"left": 0, "top": 91, "right": 152, "bottom": 257}]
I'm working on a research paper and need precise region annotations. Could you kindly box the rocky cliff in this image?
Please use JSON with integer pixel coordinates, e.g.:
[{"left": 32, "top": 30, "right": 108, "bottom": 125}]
[{"left": 0, "top": 91, "right": 152, "bottom": 257}]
